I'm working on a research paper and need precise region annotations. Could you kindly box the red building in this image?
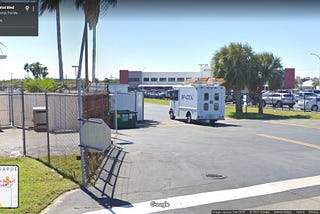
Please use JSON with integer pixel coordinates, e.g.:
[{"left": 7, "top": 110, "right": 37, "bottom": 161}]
[
  {"left": 119, "top": 70, "right": 129, "bottom": 84},
  {"left": 284, "top": 68, "right": 295, "bottom": 89}
]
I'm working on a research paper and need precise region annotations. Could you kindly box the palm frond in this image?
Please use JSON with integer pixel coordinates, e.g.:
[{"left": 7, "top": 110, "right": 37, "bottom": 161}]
[{"left": 40, "top": 0, "right": 61, "bottom": 15}]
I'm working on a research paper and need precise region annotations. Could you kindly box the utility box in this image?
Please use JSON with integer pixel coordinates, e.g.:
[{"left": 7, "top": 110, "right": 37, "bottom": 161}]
[
  {"left": 110, "top": 110, "right": 137, "bottom": 129},
  {"left": 33, "top": 106, "right": 47, "bottom": 132}
]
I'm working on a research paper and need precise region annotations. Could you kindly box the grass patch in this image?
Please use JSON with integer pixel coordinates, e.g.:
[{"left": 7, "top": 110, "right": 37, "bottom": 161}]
[
  {"left": 144, "top": 98, "right": 169, "bottom": 105},
  {"left": 0, "top": 157, "right": 79, "bottom": 214},
  {"left": 225, "top": 105, "right": 320, "bottom": 120},
  {"left": 39, "top": 154, "right": 82, "bottom": 185}
]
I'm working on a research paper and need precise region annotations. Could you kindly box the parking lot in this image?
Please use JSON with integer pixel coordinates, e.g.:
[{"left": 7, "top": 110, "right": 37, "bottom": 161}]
[{"left": 87, "top": 102, "right": 320, "bottom": 213}]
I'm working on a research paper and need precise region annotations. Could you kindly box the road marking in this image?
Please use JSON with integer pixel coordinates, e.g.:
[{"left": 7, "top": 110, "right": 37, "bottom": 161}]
[
  {"left": 85, "top": 175, "right": 320, "bottom": 214},
  {"left": 264, "top": 121, "right": 320, "bottom": 130},
  {"left": 257, "top": 134, "right": 320, "bottom": 150}
]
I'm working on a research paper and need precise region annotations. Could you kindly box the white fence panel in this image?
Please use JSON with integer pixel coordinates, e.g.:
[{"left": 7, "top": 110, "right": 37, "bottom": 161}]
[{"left": 109, "top": 92, "right": 144, "bottom": 121}]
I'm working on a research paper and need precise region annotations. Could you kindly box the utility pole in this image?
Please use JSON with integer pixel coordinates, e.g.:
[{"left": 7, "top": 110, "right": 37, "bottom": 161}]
[{"left": 310, "top": 53, "right": 320, "bottom": 89}]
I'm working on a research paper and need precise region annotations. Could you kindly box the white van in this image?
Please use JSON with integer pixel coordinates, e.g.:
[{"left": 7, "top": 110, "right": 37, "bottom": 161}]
[{"left": 168, "top": 84, "right": 225, "bottom": 124}]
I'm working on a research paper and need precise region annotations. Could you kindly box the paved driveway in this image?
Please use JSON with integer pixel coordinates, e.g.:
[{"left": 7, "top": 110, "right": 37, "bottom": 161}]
[{"left": 97, "top": 103, "right": 320, "bottom": 213}]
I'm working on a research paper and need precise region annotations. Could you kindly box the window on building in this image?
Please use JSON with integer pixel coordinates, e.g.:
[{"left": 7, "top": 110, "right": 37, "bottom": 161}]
[
  {"left": 128, "top": 78, "right": 140, "bottom": 82},
  {"left": 159, "top": 78, "right": 167, "bottom": 82},
  {"left": 168, "top": 77, "right": 176, "bottom": 82},
  {"left": 214, "top": 93, "right": 219, "bottom": 101},
  {"left": 143, "top": 78, "right": 149, "bottom": 82},
  {"left": 177, "top": 78, "right": 185, "bottom": 82},
  {"left": 204, "top": 103, "right": 209, "bottom": 111},
  {"left": 151, "top": 78, "right": 158, "bottom": 82},
  {"left": 204, "top": 93, "right": 209, "bottom": 101}
]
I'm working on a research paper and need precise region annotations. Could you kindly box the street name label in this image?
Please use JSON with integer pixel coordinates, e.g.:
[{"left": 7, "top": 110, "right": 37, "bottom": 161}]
[
  {"left": 0, "top": 165, "right": 18, "bottom": 208},
  {"left": 0, "top": 0, "right": 38, "bottom": 36}
]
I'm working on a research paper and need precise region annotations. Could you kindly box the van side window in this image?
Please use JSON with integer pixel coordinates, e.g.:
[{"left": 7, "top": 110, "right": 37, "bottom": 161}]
[
  {"left": 214, "top": 93, "right": 219, "bottom": 101},
  {"left": 204, "top": 103, "right": 209, "bottom": 111},
  {"left": 214, "top": 103, "right": 219, "bottom": 110},
  {"left": 204, "top": 93, "right": 209, "bottom": 101}
]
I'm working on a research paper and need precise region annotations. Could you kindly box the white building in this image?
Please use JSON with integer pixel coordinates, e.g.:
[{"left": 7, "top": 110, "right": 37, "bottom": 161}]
[{"left": 119, "top": 64, "right": 212, "bottom": 89}]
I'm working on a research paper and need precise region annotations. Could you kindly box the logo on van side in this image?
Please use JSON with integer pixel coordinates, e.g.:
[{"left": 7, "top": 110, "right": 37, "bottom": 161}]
[{"left": 181, "top": 95, "right": 193, "bottom": 100}]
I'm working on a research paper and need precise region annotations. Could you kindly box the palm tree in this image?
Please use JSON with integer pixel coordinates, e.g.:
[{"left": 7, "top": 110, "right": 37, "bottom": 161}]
[
  {"left": 24, "top": 62, "right": 49, "bottom": 79},
  {"left": 268, "top": 69, "right": 284, "bottom": 91},
  {"left": 75, "top": 0, "right": 117, "bottom": 87},
  {"left": 40, "top": 0, "right": 64, "bottom": 82},
  {"left": 248, "top": 53, "right": 282, "bottom": 114},
  {"left": 211, "top": 43, "right": 254, "bottom": 113}
]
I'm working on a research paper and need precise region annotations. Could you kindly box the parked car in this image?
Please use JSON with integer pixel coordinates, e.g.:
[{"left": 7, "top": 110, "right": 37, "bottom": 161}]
[
  {"left": 262, "top": 92, "right": 295, "bottom": 108},
  {"left": 294, "top": 91, "right": 319, "bottom": 102},
  {"left": 296, "top": 97, "right": 320, "bottom": 111}
]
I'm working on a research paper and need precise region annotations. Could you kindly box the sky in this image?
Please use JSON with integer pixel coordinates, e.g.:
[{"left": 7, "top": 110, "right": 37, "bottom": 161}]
[{"left": 1, "top": 0, "right": 320, "bottom": 80}]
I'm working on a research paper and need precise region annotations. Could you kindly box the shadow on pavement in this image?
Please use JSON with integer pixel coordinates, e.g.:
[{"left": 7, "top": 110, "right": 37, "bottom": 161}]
[
  {"left": 85, "top": 145, "right": 132, "bottom": 208},
  {"left": 116, "top": 139, "right": 135, "bottom": 145},
  {"left": 228, "top": 112, "right": 311, "bottom": 120},
  {"left": 175, "top": 119, "right": 240, "bottom": 128},
  {"left": 136, "top": 120, "right": 161, "bottom": 128}
]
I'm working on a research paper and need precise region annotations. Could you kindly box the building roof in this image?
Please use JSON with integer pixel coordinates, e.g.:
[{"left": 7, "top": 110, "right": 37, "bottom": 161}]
[{"left": 301, "top": 80, "right": 314, "bottom": 87}]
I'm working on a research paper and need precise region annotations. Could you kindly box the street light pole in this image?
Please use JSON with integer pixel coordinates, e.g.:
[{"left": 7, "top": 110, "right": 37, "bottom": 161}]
[
  {"left": 310, "top": 53, "right": 320, "bottom": 89},
  {"left": 72, "top": 65, "right": 79, "bottom": 79},
  {"left": 0, "top": 42, "right": 7, "bottom": 59}
]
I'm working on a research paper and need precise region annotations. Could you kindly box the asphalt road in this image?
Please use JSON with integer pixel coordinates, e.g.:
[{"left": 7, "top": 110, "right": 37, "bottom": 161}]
[
  {"left": 7, "top": 102, "right": 320, "bottom": 213},
  {"left": 103, "top": 103, "right": 320, "bottom": 213}
]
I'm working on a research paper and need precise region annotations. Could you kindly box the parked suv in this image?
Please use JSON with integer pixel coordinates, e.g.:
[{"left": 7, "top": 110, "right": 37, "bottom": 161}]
[
  {"left": 262, "top": 92, "right": 295, "bottom": 108},
  {"left": 296, "top": 97, "right": 320, "bottom": 111}
]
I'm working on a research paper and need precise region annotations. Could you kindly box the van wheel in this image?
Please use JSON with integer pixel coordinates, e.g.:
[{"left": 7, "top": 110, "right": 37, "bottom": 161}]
[
  {"left": 209, "top": 120, "right": 217, "bottom": 125},
  {"left": 169, "top": 111, "right": 175, "bottom": 120},
  {"left": 186, "top": 114, "right": 192, "bottom": 124},
  {"left": 311, "top": 105, "right": 318, "bottom": 112}
]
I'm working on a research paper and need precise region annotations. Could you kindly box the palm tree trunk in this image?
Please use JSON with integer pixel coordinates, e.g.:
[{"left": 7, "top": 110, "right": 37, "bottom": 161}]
[
  {"left": 84, "top": 21, "right": 89, "bottom": 89},
  {"left": 56, "top": 3, "right": 64, "bottom": 82},
  {"left": 234, "top": 89, "right": 243, "bottom": 113},
  {"left": 77, "top": 21, "right": 87, "bottom": 79},
  {"left": 258, "top": 91, "right": 263, "bottom": 115},
  {"left": 92, "top": 27, "right": 96, "bottom": 83}
]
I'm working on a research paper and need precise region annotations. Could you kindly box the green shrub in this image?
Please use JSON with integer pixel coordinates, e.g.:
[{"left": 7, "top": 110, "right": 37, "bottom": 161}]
[{"left": 24, "top": 78, "right": 62, "bottom": 92}]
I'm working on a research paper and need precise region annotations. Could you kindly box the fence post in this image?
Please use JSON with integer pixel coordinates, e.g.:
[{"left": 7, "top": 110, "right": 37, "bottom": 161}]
[
  {"left": 77, "top": 77, "right": 86, "bottom": 187},
  {"left": 8, "top": 87, "right": 13, "bottom": 126},
  {"left": 21, "top": 83, "right": 26, "bottom": 156},
  {"left": 45, "top": 91, "right": 51, "bottom": 164}
]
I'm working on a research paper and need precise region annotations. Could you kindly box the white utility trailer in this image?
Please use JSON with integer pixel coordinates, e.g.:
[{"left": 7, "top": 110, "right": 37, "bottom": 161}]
[{"left": 168, "top": 84, "right": 225, "bottom": 123}]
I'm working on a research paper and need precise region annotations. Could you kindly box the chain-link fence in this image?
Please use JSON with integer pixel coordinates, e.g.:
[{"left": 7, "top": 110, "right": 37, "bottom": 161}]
[
  {"left": 0, "top": 93, "right": 11, "bottom": 127},
  {"left": 0, "top": 89, "right": 82, "bottom": 183},
  {"left": 81, "top": 87, "right": 111, "bottom": 186},
  {"left": 0, "top": 79, "right": 115, "bottom": 190},
  {"left": 0, "top": 82, "right": 112, "bottom": 186}
]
